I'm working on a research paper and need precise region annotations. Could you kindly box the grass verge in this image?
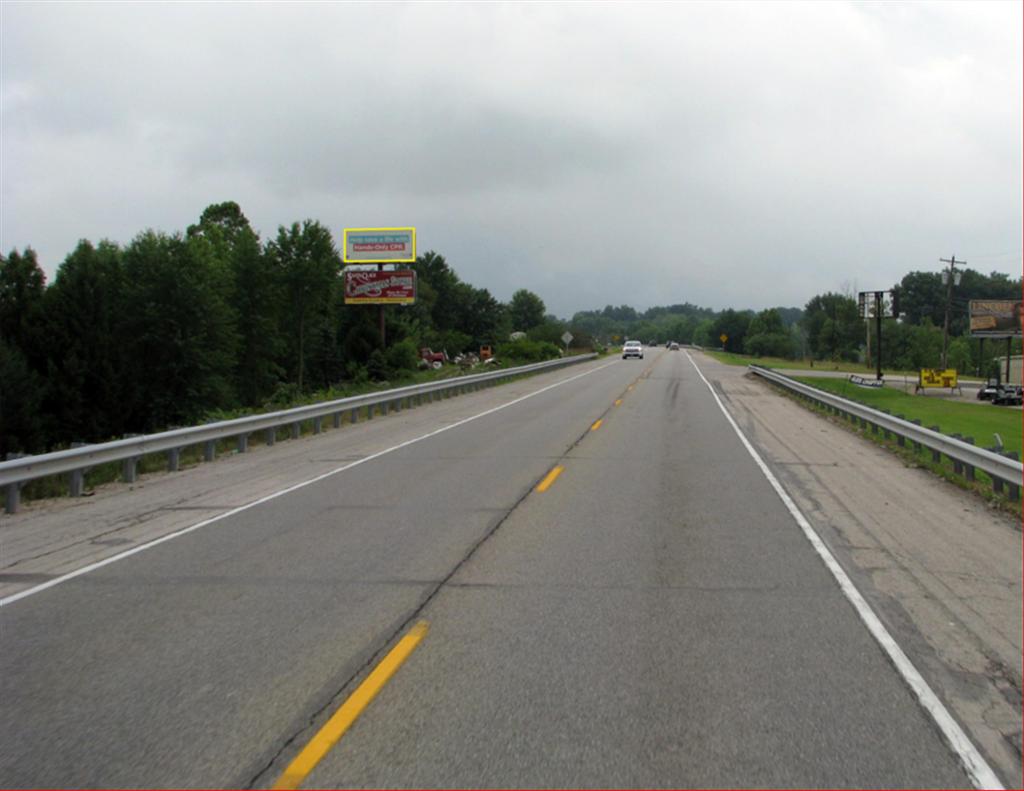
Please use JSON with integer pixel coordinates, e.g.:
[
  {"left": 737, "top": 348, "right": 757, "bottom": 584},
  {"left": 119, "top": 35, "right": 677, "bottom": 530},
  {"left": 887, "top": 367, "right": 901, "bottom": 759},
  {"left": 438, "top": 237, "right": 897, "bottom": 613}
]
[
  {"left": 704, "top": 350, "right": 978, "bottom": 380},
  {"left": 793, "top": 376, "right": 1022, "bottom": 456}
]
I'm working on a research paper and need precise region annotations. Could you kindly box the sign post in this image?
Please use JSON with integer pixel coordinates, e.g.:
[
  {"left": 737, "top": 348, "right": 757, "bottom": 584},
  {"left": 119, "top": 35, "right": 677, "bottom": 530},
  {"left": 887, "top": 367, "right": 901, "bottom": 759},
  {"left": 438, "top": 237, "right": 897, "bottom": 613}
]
[
  {"left": 720, "top": 333, "right": 728, "bottom": 350},
  {"left": 342, "top": 228, "right": 417, "bottom": 348},
  {"left": 858, "top": 290, "right": 897, "bottom": 380}
]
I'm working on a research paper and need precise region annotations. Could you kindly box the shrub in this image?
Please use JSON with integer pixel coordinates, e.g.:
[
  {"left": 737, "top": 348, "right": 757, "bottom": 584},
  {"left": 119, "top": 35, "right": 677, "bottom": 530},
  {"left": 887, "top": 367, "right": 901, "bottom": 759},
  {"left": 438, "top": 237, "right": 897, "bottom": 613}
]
[
  {"left": 386, "top": 338, "right": 420, "bottom": 373},
  {"left": 496, "top": 338, "right": 561, "bottom": 363}
]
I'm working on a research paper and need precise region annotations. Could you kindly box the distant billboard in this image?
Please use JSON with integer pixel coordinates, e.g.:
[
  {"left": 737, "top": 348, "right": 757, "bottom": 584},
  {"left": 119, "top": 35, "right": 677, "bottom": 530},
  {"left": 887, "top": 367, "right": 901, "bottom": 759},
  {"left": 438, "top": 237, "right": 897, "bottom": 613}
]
[
  {"left": 343, "top": 227, "right": 416, "bottom": 264},
  {"left": 969, "top": 300, "right": 1022, "bottom": 338},
  {"left": 344, "top": 269, "right": 416, "bottom": 305},
  {"left": 858, "top": 290, "right": 897, "bottom": 319}
]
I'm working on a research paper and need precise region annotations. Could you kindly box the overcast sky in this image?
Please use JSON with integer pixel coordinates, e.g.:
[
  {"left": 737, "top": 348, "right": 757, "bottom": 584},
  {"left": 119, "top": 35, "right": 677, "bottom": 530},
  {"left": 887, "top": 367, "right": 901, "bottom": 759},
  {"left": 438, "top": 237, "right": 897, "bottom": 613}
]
[{"left": 2, "top": 1, "right": 1021, "bottom": 318}]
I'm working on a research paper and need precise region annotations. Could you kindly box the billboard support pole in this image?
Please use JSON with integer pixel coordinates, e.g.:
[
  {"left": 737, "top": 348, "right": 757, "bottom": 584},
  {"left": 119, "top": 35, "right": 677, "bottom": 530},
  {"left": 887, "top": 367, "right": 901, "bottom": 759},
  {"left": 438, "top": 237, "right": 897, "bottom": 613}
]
[
  {"left": 978, "top": 337, "right": 985, "bottom": 377},
  {"left": 378, "top": 263, "right": 386, "bottom": 348},
  {"left": 1006, "top": 337, "right": 1012, "bottom": 383},
  {"left": 876, "top": 295, "right": 883, "bottom": 381}
]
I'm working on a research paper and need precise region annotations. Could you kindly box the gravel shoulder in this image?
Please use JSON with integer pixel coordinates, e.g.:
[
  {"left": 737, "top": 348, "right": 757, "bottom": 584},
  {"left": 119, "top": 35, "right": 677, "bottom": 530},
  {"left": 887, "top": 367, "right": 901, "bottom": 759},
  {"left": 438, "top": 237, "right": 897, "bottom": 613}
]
[{"left": 698, "top": 351, "right": 1022, "bottom": 787}]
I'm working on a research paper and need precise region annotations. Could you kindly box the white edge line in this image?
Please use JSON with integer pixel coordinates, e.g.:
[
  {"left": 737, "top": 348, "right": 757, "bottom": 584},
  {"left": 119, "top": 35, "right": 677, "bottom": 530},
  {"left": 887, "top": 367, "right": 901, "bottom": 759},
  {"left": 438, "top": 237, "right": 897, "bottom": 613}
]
[
  {"left": 684, "top": 351, "right": 1004, "bottom": 791},
  {"left": 1, "top": 360, "right": 618, "bottom": 608}
]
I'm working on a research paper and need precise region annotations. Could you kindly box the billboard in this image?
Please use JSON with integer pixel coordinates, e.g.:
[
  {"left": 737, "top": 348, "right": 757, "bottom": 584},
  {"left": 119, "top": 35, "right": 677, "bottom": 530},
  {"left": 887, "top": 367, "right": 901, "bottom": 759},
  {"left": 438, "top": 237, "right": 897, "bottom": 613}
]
[
  {"left": 969, "top": 300, "right": 1023, "bottom": 338},
  {"left": 343, "top": 227, "right": 416, "bottom": 264},
  {"left": 344, "top": 270, "right": 416, "bottom": 305},
  {"left": 918, "top": 368, "right": 958, "bottom": 389},
  {"left": 858, "top": 290, "right": 897, "bottom": 319}
]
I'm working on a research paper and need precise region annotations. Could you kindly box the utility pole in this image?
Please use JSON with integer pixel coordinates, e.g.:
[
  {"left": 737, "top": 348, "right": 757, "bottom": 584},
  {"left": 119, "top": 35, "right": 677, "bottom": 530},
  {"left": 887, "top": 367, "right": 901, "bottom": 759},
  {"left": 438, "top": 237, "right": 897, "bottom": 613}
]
[{"left": 939, "top": 255, "right": 963, "bottom": 368}]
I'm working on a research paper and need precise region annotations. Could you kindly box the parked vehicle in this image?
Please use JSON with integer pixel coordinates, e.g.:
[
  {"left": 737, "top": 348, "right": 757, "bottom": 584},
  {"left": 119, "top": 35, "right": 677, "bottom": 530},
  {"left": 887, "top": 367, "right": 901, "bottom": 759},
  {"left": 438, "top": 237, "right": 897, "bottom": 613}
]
[
  {"left": 977, "top": 379, "right": 1000, "bottom": 401},
  {"left": 669, "top": 342, "right": 679, "bottom": 351},
  {"left": 419, "top": 348, "right": 448, "bottom": 369},
  {"left": 993, "top": 385, "right": 1023, "bottom": 406}
]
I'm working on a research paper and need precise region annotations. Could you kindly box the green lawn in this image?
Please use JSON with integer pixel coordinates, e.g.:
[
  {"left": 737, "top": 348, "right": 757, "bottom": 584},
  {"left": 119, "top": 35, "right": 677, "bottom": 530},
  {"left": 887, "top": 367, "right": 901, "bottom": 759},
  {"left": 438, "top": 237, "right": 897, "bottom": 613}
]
[
  {"left": 703, "top": 350, "right": 931, "bottom": 377},
  {"left": 793, "top": 376, "right": 1022, "bottom": 456}
]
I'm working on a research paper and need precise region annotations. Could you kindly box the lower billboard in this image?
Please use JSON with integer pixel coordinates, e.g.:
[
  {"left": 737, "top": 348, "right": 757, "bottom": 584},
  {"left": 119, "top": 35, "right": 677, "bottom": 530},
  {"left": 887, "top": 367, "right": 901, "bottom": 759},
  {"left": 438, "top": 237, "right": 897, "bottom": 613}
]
[
  {"left": 344, "top": 269, "right": 416, "bottom": 305},
  {"left": 969, "top": 300, "right": 1022, "bottom": 337}
]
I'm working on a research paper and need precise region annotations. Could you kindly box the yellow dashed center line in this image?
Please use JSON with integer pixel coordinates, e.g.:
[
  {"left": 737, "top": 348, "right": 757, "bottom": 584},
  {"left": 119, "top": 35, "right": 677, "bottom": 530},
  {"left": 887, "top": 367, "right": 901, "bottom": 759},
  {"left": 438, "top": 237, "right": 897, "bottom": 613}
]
[
  {"left": 272, "top": 620, "right": 430, "bottom": 790},
  {"left": 536, "top": 465, "right": 564, "bottom": 492},
  {"left": 590, "top": 419, "right": 603, "bottom": 431}
]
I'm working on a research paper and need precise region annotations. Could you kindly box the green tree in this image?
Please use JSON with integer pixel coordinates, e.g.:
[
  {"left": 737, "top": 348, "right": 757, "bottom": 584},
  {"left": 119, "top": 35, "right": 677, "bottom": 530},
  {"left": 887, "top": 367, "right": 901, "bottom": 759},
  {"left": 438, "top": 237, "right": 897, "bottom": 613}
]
[
  {"left": 0, "top": 247, "right": 47, "bottom": 368},
  {"left": 802, "top": 293, "right": 861, "bottom": 361},
  {"left": 710, "top": 309, "right": 753, "bottom": 353},
  {"left": 190, "top": 202, "right": 283, "bottom": 404},
  {"left": 0, "top": 338, "right": 45, "bottom": 456},
  {"left": 42, "top": 240, "right": 127, "bottom": 443},
  {"left": 743, "top": 308, "right": 792, "bottom": 358},
  {"left": 120, "top": 231, "right": 238, "bottom": 431},
  {"left": 268, "top": 220, "right": 340, "bottom": 391},
  {"left": 508, "top": 289, "right": 546, "bottom": 331}
]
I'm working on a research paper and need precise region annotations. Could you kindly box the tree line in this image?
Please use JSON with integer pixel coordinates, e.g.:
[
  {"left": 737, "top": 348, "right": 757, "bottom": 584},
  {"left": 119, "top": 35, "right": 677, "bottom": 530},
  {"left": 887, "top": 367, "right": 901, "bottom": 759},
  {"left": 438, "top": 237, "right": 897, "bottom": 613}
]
[
  {"left": 0, "top": 202, "right": 580, "bottom": 456},
  {"left": 571, "top": 268, "right": 1021, "bottom": 373},
  {"left": 3, "top": 200, "right": 1019, "bottom": 457}
]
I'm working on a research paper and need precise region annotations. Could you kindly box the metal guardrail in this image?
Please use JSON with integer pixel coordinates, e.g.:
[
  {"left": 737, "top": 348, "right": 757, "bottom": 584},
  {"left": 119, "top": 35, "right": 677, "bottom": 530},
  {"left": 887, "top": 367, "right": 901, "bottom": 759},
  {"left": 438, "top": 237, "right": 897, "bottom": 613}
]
[
  {"left": 749, "top": 365, "right": 1022, "bottom": 501},
  {"left": 2, "top": 354, "right": 597, "bottom": 513}
]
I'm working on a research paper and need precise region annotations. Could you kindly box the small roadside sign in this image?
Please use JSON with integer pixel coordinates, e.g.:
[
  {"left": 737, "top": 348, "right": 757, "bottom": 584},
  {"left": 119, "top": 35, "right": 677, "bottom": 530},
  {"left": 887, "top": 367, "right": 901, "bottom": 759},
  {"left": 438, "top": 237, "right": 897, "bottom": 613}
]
[
  {"left": 720, "top": 333, "right": 728, "bottom": 344},
  {"left": 561, "top": 331, "right": 573, "bottom": 346}
]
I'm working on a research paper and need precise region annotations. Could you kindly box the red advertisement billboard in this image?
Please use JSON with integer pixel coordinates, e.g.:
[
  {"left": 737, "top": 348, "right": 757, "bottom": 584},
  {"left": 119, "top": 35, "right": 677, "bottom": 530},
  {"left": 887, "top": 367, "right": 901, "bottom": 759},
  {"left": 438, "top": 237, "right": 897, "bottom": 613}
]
[{"left": 344, "top": 269, "right": 417, "bottom": 305}]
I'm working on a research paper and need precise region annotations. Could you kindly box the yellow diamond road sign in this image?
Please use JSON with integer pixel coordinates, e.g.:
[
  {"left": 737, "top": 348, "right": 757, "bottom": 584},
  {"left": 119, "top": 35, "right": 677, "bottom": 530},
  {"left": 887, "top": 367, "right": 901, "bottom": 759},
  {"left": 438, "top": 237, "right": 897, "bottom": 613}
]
[{"left": 720, "top": 333, "right": 728, "bottom": 344}]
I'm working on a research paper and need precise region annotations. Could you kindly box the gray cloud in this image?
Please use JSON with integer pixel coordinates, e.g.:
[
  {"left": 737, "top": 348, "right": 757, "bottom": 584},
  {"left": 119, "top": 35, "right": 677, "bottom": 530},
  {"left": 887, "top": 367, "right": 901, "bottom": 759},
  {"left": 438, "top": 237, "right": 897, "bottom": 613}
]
[{"left": 2, "top": 1, "right": 1020, "bottom": 318}]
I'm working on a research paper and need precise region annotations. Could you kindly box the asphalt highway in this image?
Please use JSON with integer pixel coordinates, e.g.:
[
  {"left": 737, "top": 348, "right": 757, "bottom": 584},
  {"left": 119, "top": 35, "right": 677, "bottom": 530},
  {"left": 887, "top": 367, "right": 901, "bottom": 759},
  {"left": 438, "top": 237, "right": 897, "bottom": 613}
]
[{"left": 0, "top": 350, "right": 977, "bottom": 788}]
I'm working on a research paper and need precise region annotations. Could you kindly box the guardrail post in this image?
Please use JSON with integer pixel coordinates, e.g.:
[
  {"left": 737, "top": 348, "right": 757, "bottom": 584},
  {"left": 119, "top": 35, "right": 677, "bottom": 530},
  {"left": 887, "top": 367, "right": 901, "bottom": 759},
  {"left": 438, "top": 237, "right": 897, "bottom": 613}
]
[
  {"left": 290, "top": 423, "right": 300, "bottom": 440},
  {"left": 204, "top": 440, "right": 216, "bottom": 462},
  {"left": 880, "top": 410, "right": 891, "bottom": 440},
  {"left": 350, "top": 408, "right": 358, "bottom": 424},
  {"left": 120, "top": 434, "right": 143, "bottom": 482},
  {"left": 1004, "top": 452, "right": 1020, "bottom": 501},
  {"left": 238, "top": 434, "right": 249, "bottom": 453},
  {"left": 895, "top": 416, "right": 906, "bottom": 447},
  {"left": 962, "top": 437, "right": 975, "bottom": 481},
  {"left": 265, "top": 428, "right": 276, "bottom": 446},
  {"left": 333, "top": 413, "right": 342, "bottom": 429},
  {"left": 4, "top": 482, "right": 20, "bottom": 514},
  {"left": 394, "top": 398, "right": 402, "bottom": 413},
  {"left": 314, "top": 417, "right": 322, "bottom": 434},
  {"left": 929, "top": 427, "right": 942, "bottom": 463},
  {"left": 910, "top": 420, "right": 922, "bottom": 452},
  {"left": 950, "top": 435, "right": 964, "bottom": 476},
  {"left": 69, "top": 442, "right": 87, "bottom": 497},
  {"left": 4, "top": 452, "right": 26, "bottom": 514},
  {"left": 167, "top": 447, "right": 180, "bottom": 472}
]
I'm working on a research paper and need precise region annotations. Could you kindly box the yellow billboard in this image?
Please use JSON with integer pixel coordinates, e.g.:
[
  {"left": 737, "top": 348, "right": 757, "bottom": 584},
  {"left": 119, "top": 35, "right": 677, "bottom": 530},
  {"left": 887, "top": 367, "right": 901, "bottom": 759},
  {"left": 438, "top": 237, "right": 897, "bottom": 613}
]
[{"left": 918, "top": 369, "right": 958, "bottom": 389}]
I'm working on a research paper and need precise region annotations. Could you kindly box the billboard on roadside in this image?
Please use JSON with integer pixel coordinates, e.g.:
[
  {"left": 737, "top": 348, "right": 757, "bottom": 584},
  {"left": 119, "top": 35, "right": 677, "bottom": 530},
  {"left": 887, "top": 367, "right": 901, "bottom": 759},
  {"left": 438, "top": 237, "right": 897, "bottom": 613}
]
[
  {"left": 858, "top": 290, "right": 897, "bottom": 319},
  {"left": 343, "top": 227, "right": 416, "bottom": 264},
  {"left": 969, "top": 300, "right": 1023, "bottom": 337},
  {"left": 918, "top": 369, "right": 958, "bottom": 389},
  {"left": 344, "top": 270, "right": 416, "bottom": 305}
]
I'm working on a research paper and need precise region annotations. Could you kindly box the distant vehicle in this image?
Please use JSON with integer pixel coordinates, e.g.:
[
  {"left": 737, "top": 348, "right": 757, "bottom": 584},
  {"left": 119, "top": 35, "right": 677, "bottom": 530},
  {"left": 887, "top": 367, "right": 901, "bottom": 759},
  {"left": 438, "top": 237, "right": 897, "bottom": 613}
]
[
  {"left": 669, "top": 342, "right": 679, "bottom": 351},
  {"left": 977, "top": 379, "right": 1000, "bottom": 401},
  {"left": 622, "top": 340, "right": 644, "bottom": 360},
  {"left": 993, "top": 385, "right": 1023, "bottom": 406}
]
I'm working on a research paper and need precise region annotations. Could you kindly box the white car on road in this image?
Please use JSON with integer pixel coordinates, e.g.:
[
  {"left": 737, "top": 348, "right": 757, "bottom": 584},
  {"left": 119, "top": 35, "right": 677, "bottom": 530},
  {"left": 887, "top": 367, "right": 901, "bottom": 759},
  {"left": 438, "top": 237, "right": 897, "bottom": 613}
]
[{"left": 622, "top": 340, "right": 644, "bottom": 360}]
